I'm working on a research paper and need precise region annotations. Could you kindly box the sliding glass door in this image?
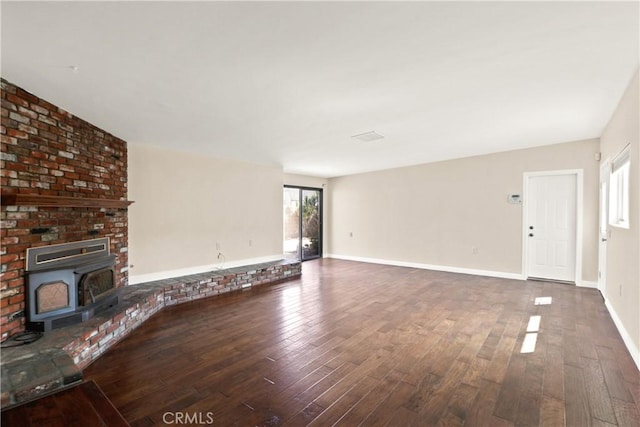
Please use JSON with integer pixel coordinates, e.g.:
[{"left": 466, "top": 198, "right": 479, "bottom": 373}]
[{"left": 283, "top": 186, "right": 322, "bottom": 261}]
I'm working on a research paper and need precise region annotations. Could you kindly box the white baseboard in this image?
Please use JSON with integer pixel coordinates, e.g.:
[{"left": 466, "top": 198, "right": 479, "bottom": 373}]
[
  {"left": 128, "top": 254, "right": 285, "bottom": 285},
  {"left": 325, "top": 253, "right": 525, "bottom": 281},
  {"left": 577, "top": 280, "right": 598, "bottom": 289},
  {"left": 605, "top": 298, "right": 640, "bottom": 371}
]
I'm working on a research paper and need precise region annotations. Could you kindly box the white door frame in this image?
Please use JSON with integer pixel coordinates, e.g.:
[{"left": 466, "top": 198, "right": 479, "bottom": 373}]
[
  {"left": 522, "top": 169, "right": 583, "bottom": 285},
  {"left": 598, "top": 161, "right": 610, "bottom": 293}
]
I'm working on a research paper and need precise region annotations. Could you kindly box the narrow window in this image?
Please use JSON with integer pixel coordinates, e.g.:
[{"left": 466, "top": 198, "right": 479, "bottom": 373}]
[{"left": 609, "top": 145, "right": 631, "bottom": 229}]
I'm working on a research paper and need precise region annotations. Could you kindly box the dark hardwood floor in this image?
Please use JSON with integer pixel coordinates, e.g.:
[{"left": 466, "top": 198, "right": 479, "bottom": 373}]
[
  {"left": 1, "top": 380, "right": 130, "bottom": 426},
  {"left": 83, "top": 259, "right": 640, "bottom": 426}
]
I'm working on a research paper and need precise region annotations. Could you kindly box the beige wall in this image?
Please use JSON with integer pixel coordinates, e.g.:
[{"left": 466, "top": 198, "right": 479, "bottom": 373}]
[
  {"left": 328, "top": 139, "right": 600, "bottom": 281},
  {"left": 128, "top": 143, "right": 283, "bottom": 283},
  {"left": 599, "top": 70, "right": 639, "bottom": 366}
]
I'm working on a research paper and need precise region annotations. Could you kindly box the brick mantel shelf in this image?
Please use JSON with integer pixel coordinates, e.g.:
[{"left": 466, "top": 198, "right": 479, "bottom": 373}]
[{"left": 1, "top": 192, "right": 134, "bottom": 209}]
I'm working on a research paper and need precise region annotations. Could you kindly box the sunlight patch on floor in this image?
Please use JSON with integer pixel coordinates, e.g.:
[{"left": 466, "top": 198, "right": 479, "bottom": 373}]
[
  {"left": 521, "top": 333, "right": 538, "bottom": 354},
  {"left": 526, "top": 315, "right": 541, "bottom": 332},
  {"left": 534, "top": 296, "right": 552, "bottom": 305}
]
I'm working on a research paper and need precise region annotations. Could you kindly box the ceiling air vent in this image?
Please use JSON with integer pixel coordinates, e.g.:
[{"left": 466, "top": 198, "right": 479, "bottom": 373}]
[{"left": 351, "top": 131, "right": 384, "bottom": 142}]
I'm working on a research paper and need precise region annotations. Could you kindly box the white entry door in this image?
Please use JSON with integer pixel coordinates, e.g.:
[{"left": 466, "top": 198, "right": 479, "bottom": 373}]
[{"left": 525, "top": 173, "right": 578, "bottom": 282}]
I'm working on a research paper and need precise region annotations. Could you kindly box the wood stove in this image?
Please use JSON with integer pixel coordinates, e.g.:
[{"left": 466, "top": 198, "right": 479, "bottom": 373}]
[{"left": 25, "top": 237, "right": 122, "bottom": 331}]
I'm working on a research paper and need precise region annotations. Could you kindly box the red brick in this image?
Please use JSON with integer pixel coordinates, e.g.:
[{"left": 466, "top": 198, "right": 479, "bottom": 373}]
[
  {"left": 6, "top": 94, "right": 28, "bottom": 108},
  {"left": 9, "top": 293, "right": 24, "bottom": 305},
  {"left": 0, "top": 254, "right": 19, "bottom": 264},
  {"left": 40, "top": 128, "right": 59, "bottom": 139},
  {"left": 6, "top": 128, "right": 28, "bottom": 139},
  {"left": 0, "top": 319, "right": 22, "bottom": 336},
  {"left": 16, "top": 219, "right": 41, "bottom": 229},
  {"left": 3, "top": 303, "right": 23, "bottom": 316},
  {"left": 31, "top": 103, "right": 50, "bottom": 115},
  {"left": 0, "top": 269, "right": 19, "bottom": 281},
  {"left": 31, "top": 121, "right": 50, "bottom": 132},
  {"left": 4, "top": 162, "right": 28, "bottom": 172},
  {"left": 1, "top": 236, "right": 19, "bottom": 246},
  {"left": 17, "top": 123, "right": 37, "bottom": 135},
  {"left": 90, "top": 331, "right": 106, "bottom": 346},
  {"left": 1, "top": 99, "right": 16, "bottom": 113},
  {"left": 15, "top": 88, "right": 39, "bottom": 104},
  {"left": 18, "top": 106, "right": 38, "bottom": 120},
  {"left": 1, "top": 135, "right": 18, "bottom": 145},
  {"left": 7, "top": 278, "right": 24, "bottom": 288}
]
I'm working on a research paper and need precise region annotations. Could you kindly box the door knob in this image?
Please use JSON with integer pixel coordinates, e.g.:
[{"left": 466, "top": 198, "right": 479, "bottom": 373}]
[
  {"left": 601, "top": 237, "right": 607, "bottom": 242},
  {"left": 529, "top": 233, "right": 534, "bottom": 237},
  {"left": 529, "top": 226, "right": 534, "bottom": 230}
]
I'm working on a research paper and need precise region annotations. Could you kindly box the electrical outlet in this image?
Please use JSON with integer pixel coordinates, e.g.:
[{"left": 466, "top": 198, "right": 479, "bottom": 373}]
[
  {"left": 472, "top": 246, "right": 479, "bottom": 255},
  {"left": 349, "top": 232, "right": 353, "bottom": 237}
]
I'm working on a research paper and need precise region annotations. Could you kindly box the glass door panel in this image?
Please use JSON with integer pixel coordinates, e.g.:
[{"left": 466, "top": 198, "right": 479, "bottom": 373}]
[
  {"left": 301, "top": 189, "right": 321, "bottom": 259},
  {"left": 283, "top": 186, "right": 322, "bottom": 261}
]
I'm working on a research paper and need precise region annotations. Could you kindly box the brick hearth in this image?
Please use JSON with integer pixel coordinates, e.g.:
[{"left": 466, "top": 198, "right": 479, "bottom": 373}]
[{"left": 1, "top": 259, "right": 301, "bottom": 407}]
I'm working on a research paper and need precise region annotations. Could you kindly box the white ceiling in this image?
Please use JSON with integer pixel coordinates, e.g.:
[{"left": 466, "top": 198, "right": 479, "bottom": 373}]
[{"left": 2, "top": 1, "right": 638, "bottom": 178}]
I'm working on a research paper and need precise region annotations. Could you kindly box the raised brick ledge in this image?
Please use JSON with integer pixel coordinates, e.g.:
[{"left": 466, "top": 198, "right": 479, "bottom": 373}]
[{"left": 0, "top": 259, "right": 301, "bottom": 407}]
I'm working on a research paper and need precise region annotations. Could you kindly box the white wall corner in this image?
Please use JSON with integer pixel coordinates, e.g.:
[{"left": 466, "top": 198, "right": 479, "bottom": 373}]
[{"left": 605, "top": 298, "right": 640, "bottom": 371}]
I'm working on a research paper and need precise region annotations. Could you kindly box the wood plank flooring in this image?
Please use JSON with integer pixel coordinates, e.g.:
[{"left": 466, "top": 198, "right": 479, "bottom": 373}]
[
  {"left": 1, "top": 380, "right": 130, "bottom": 426},
  {"left": 83, "top": 259, "right": 640, "bottom": 426}
]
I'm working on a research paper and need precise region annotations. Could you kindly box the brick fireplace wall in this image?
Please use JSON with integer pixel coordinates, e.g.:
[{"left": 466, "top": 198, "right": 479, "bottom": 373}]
[{"left": 0, "top": 79, "right": 129, "bottom": 341}]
